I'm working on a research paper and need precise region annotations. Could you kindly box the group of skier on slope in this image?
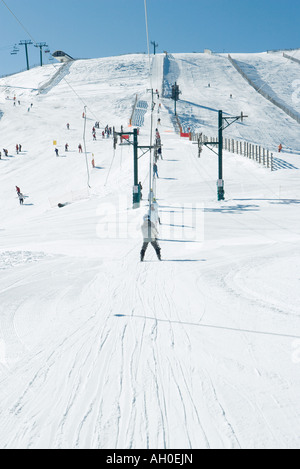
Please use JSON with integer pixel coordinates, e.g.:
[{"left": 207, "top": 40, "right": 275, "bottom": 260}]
[{"left": 55, "top": 121, "right": 114, "bottom": 158}]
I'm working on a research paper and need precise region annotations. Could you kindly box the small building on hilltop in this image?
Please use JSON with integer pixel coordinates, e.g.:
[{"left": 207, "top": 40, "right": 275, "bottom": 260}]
[{"left": 52, "top": 51, "right": 74, "bottom": 63}]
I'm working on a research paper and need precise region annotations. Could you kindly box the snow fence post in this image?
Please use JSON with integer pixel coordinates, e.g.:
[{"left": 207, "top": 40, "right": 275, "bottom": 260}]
[
  {"left": 259, "top": 146, "right": 261, "bottom": 164},
  {"left": 271, "top": 153, "right": 274, "bottom": 171}
]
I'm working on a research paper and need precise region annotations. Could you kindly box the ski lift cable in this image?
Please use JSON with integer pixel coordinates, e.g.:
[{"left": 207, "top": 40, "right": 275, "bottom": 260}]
[
  {"left": 0, "top": 0, "right": 38, "bottom": 45},
  {"left": 83, "top": 106, "right": 91, "bottom": 189},
  {"left": 144, "top": 0, "right": 155, "bottom": 214},
  {"left": 0, "top": 44, "right": 15, "bottom": 51}
]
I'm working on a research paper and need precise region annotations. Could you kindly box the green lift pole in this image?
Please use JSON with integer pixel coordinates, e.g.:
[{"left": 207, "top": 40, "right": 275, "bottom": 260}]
[
  {"left": 199, "top": 110, "right": 247, "bottom": 201},
  {"left": 133, "top": 128, "right": 140, "bottom": 208},
  {"left": 35, "top": 42, "right": 48, "bottom": 66},
  {"left": 218, "top": 110, "right": 225, "bottom": 201},
  {"left": 19, "top": 40, "right": 33, "bottom": 70},
  {"left": 151, "top": 41, "right": 158, "bottom": 55},
  {"left": 114, "top": 128, "right": 155, "bottom": 208}
]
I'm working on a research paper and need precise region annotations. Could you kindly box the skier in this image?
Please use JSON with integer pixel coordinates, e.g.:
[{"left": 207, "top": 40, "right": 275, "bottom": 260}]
[
  {"left": 19, "top": 144, "right": 22, "bottom": 152},
  {"left": 153, "top": 162, "right": 159, "bottom": 178},
  {"left": 66, "top": 123, "right": 70, "bottom": 130},
  {"left": 140, "top": 215, "right": 161, "bottom": 262},
  {"left": 16, "top": 186, "right": 21, "bottom": 195},
  {"left": 18, "top": 192, "right": 24, "bottom": 205},
  {"left": 16, "top": 144, "right": 19, "bottom": 154},
  {"left": 278, "top": 143, "right": 283, "bottom": 153},
  {"left": 78, "top": 144, "right": 83, "bottom": 153},
  {"left": 55, "top": 148, "right": 59, "bottom": 157},
  {"left": 138, "top": 181, "right": 143, "bottom": 200},
  {"left": 65, "top": 143, "right": 69, "bottom": 152},
  {"left": 151, "top": 198, "right": 161, "bottom": 225}
]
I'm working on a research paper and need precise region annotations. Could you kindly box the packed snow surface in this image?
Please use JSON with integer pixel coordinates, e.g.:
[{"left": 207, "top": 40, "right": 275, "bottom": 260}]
[{"left": 0, "top": 52, "right": 299, "bottom": 449}]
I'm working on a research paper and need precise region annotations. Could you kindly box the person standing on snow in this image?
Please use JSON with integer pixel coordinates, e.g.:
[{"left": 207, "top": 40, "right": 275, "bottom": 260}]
[
  {"left": 153, "top": 162, "right": 159, "bottom": 178},
  {"left": 18, "top": 192, "right": 24, "bottom": 205},
  {"left": 151, "top": 198, "right": 161, "bottom": 225},
  {"left": 138, "top": 182, "right": 143, "bottom": 200},
  {"left": 16, "top": 186, "right": 21, "bottom": 195},
  {"left": 140, "top": 215, "right": 161, "bottom": 262},
  {"left": 55, "top": 148, "right": 59, "bottom": 157}
]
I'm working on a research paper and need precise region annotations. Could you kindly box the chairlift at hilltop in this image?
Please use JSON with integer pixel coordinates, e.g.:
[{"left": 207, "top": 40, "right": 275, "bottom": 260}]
[{"left": 10, "top": 44, "right": 19, "bottom": 55}]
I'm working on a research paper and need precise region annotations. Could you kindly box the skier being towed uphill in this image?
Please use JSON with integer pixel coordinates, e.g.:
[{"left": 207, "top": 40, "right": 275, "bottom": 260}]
[{"left": 140, "top": 215, "right": 161, "bottom": 262}]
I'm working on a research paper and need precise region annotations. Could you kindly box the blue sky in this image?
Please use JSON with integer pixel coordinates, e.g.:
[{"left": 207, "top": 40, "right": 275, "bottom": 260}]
[{"left": 0, "top": 0, "right": 299, "bottom": 76}]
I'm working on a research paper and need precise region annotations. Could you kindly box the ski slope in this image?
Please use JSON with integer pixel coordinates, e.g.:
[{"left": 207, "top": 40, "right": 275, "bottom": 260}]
[
  {"left": 0, "top": 52, "right": 300, "bottom": 449},
  {"left": 231, "top": 51, "right": 300, "bottom": 117},
  {"left": 163, "top": 53, "right": 300, "bottom": 154}
]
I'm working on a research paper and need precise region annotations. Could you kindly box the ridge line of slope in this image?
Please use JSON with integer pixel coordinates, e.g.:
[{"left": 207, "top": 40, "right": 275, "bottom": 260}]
[{"left": 228, "top": 54, "right": 300, "bottom": 125}]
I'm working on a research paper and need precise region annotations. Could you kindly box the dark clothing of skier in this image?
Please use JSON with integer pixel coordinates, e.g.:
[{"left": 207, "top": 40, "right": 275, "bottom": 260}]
[
  {"left": 139, "top": 182, "right": 143, "bottom": 200},
  {"left": 18, "top": 193, "right": 24, "bottom": 205},
  {"left": 140, "top": 216, "right": 161, "bottom": 261}
]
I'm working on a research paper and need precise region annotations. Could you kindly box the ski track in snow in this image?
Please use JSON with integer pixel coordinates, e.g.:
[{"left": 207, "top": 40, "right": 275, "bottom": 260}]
[{"left": 0, "top": 52, "right": 299, "bottom": 449}]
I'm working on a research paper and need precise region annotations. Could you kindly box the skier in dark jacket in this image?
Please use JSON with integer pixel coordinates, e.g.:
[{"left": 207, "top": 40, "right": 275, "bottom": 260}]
[
  {"left": 18, "top": 192, "right": 24, "bottom": 205},
  {"left": 140, "top": 215, "right": 161, "bottom": 261}
]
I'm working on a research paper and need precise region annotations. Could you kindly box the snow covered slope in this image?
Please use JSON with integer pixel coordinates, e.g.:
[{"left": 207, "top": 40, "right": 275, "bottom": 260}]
[
  {"left": 0, "top": 52, "right": 299, "bottom": 449},
  {"left": 231, "top": 52, "right": 300, "bottom": 118},
  {"left": 163, "top": 53, "right": 300, "bottom": 153}
]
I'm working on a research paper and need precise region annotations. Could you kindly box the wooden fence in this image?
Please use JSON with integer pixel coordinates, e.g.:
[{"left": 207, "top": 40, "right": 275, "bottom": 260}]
[{"left": 190, "top": 132, "right": 274, "bottom": 170}]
